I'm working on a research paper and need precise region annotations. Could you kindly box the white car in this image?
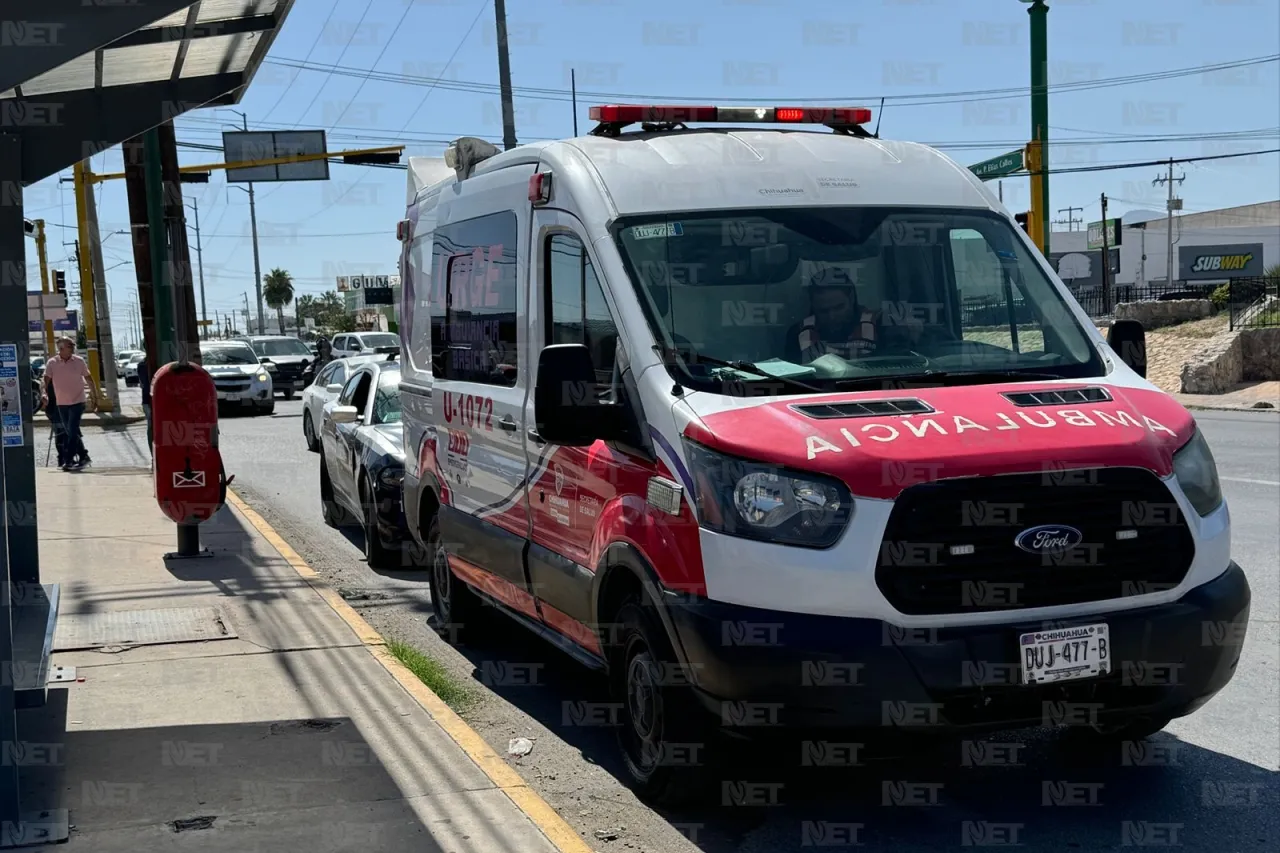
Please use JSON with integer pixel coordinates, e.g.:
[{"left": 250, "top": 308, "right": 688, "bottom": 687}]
[
  {"left": 330, "top": 332, "right": 401, "bottom": 359},
  {"left": 122, "top": 352, "right": 146, "bottom": 385},
  {"left": 199, "top": 341, "right": 275, "bottom": 415},
  {"left": 116, "top": 350, "right": 141, "bottom": 377},
  {"left": 301, "top": 354, "right": 393, "bottom": 451}
]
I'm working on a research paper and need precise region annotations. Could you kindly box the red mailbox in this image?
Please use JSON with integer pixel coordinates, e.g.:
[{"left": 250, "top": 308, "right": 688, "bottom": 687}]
[{"left": 152, "top": 361, "right": 228, "bottom": 524}]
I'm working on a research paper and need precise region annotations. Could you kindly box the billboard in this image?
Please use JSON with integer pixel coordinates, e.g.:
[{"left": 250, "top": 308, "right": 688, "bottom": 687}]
[
  {"left": 1178, "top": 243, "right": 1265, "bottom": 280},
  {"left": 28, "top": 308, "right": 77, "bottom": 333},
  {"left": 337, "top": 274, "right": 400, "bottom": 292},
  {"left": 1048, "top": 249, "right": 1120, "bottom": 288},
  {"left": 1086, "top": 219, "right": 1122, "bottom": 250},
  {"left": 222, "top": 130, "right": 329, "bottom": 183}
]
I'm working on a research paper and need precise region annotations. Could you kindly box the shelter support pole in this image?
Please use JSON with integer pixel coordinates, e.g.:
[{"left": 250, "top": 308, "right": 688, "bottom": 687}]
[
  {"left": 142, "top": 130, "right": 175, "bottom": 364},
  {"left": 123, "top": 138, "right": 160, "bottom": 379},
  {"left": 155, "top": 123, "right": 199, "bottom": 363}
]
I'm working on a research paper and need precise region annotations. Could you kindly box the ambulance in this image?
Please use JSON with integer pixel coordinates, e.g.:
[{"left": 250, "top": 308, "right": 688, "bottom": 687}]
[{"left": 396, "top": 105, "right": 1249, "bottom": 804}]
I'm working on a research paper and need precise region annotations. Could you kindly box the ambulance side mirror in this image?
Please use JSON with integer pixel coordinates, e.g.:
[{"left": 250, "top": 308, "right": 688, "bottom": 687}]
[
  {"left": 534, "top": 344, "right": 622, "bottom": 447},
  {"left": 1107, "top": 320, "right": 1146, "bottom": 378}
]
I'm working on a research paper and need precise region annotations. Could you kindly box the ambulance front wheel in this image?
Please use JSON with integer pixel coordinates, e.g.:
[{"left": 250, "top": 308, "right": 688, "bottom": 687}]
[
  {"left": 427, "top": 514, "right": 484, "bottom": 642},
  {"left": 610, "top": 599, "right": 715, "bottom": 806}
]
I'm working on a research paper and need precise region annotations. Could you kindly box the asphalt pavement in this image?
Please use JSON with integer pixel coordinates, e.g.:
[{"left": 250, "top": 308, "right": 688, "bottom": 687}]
[{"left": 73, "top": 399, "right": 1279, "bottom": 853}]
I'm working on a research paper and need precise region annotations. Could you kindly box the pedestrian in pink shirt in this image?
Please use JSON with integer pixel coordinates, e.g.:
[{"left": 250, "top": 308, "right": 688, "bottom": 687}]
[{"left": 42, "top": 336, "right": 92, "bottom": 470}]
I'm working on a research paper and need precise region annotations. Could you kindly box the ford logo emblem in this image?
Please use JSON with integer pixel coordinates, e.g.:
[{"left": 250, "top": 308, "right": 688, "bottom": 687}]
[{"left": 1014, "top": 524, "right": 1083, "bottom": 555}]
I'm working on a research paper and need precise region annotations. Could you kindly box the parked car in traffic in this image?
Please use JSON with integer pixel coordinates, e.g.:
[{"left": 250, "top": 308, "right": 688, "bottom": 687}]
[
  {"left": 115, "top": 349, "right": 141, "bottom": 378},
  {"left": 300, "top": 353, "right": 395, "bottom": 452},
  {"left": 330, "top": 332, "right": 401, "bottom": 359},
  {"left": 122, "top": 352, "right": 146, "bottom": 386},
  {"left": 199, "top": 340, "right": 274, "bottom": 415},
  {"left": 318, "top": 358, "right": 408, "bottom": 569},
  {"left": 234, "top": 335, "right": 314, "bottom": 399}
]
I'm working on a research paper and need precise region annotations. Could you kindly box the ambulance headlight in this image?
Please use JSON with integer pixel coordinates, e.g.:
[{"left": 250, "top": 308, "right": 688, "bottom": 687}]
[
  {"left": 1173, "top": 428, "right": 1223, "bottom": 516},
  {"left": 683, "top": 440, "right": 851, "bottom": 549}
]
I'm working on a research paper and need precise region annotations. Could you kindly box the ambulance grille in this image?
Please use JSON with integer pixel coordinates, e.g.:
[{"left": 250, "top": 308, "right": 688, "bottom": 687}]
[
  {"left": 876, "top": 467, "right": 1194, "bottom": 616},
  {"left": 1002, "top": 387, "right": 1111, "bottom": 407},
  {"left": 791, "top": 398, "right": 934, "bottom": 420}
]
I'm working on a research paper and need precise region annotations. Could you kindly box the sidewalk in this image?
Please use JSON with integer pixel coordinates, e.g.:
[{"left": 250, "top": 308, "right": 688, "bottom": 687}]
[
  {"left": 31, "top": 405, "right": 147, "bottom": 428},
  {"left": 1172, "top": 381, "right": 1280, "bottom": 412},
  {"left": 22, "top": 466, "right": 570, "bottom": 852}
]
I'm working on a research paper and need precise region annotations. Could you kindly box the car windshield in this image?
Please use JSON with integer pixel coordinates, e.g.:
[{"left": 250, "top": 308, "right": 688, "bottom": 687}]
[
  {"left": 612, "top": 207, "right": 1104, "bottom": 395},
  {"left": 371, "top": 369, "right": 401, "bottom": 424},
  {"left": 201, "top": 345, "right": 258, "bottom": 366},
  {"left": 251, "top": 338, "right": 312, "bottom": 357},
  {"left": 357, "top": 334, "right": 399, "bottom": 349},
  {"left": 129, "top": 353, "right": 145, "bottom": 363}
]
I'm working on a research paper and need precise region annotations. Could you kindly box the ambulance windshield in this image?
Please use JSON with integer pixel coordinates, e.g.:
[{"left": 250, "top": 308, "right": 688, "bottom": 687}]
[{"left": 613, "top": 207, "right": 1105, "bottom": 395}]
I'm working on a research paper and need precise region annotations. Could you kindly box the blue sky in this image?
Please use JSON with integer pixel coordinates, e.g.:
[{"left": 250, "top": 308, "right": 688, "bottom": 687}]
[{"left": 22, "top": 0, "right": 1280, "bottom": 345}]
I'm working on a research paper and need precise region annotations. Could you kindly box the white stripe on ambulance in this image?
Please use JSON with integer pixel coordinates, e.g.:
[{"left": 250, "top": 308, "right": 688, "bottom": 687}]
[{"left": 805, "top": 409, "right": 1176, "bottom": 460}]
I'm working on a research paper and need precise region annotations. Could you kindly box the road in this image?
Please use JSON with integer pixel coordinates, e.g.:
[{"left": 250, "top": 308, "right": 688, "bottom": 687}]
[{"left": 77, "top": 398, "right": 1279, "bottom": 852}]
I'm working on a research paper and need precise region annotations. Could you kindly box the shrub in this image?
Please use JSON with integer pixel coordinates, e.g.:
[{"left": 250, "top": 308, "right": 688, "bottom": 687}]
[{"left": 1211, "top": 282, "right": 1231, "bottom": 309}]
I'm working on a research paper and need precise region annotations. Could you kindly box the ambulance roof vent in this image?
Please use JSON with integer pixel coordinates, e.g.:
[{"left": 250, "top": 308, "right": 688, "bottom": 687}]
[
  {"left": 1003, "top": 387, "right": 1112, "bottom": 407},
  {"left": 444, "top": 137, "right": 502, "bottom": 180},
  {"left": 791, "top": 398, "right": 935, "bottom": 420}
]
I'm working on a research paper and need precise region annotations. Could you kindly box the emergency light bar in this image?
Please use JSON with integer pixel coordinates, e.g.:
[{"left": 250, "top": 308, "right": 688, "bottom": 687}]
[{"left": 588, "top": 104, "right": 873, "bottom": 134}]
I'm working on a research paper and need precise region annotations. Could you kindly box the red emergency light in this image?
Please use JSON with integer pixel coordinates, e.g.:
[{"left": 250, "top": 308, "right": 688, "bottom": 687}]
[{"left": 587, "top": 104, "right": 873, "bottom": 128}]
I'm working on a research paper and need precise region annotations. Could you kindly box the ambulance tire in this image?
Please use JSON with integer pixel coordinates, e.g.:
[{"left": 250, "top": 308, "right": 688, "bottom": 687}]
[
  {"left": 610, "top": 599, "right": 715, "bottom": 807},
  {"left": 426, "top": 514, "right": 483, "bottom": 642}
]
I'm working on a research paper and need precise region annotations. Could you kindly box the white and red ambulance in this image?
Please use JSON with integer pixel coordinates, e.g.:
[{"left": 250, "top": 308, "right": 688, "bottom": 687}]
[{"left": 396, "top": 106, "right": 1249, "bottom": 804}]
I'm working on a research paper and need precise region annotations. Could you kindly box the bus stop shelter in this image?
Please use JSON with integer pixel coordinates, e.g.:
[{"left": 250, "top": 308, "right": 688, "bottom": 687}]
[{"left": 0, "top": 1, "right": 294, "bottom": 845}]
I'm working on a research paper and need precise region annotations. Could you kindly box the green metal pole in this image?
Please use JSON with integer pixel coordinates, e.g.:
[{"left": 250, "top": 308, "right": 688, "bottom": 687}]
[
  {"left": 1029, "top": 0, "right": 1049, "bottom": 254},
  {"left": 143, "top": 129, "right": 175, "bottom": 363}
]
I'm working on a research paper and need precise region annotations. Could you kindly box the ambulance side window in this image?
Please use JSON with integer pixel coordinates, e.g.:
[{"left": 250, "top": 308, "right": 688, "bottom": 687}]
[
  {"left": 546, "top": 233, "right": 618, "bottom": 390},
  {"left": 950, "top": 228, "right": 1046, "bottom": 353}
]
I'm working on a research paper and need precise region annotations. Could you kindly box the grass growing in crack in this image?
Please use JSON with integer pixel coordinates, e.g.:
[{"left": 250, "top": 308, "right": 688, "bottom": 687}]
[{"left": 387, "top": 638, "right": 475, "bottom": 711}]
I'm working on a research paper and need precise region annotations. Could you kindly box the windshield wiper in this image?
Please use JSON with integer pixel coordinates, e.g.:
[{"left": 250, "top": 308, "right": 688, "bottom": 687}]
[
  {"left": 834, "top": 369, "right": 1063, "bottom": 390},
  {"left": 654, "top": 346, "right": 823, "bottom": 395}
]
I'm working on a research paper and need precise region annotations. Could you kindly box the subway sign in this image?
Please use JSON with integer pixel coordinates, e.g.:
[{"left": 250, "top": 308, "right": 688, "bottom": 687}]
[{"left": 1179, "top": 243, "right": 1264, "bottom": 280}]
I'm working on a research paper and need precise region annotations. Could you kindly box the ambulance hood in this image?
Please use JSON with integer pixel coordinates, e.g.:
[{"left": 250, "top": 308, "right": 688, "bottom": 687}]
[{"left": 681, "top": 382, "right": 1195, "bottom": 501}]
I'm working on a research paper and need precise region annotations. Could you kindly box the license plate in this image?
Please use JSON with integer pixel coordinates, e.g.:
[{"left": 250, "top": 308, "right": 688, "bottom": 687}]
[
  {"left": 1019, "top": 623, "right": 1110, "bottom": 685},
  {"left": 224, "top": 393, "right": 240, "bottom": 401}
]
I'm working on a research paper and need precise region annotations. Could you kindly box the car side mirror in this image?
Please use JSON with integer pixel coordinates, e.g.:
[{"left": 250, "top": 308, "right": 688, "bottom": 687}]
[
  {"left": 330, "top": 405, "right": 360, "bottom": 424},
  {"left": 326, "top": 383, "right": 343, "bottom": 394},
  {"left": 534, "top": 344, "right": 622, "bottom": 447},
  {"left": 1107, "top": 320, "right": 1146, "bottom": 378}
]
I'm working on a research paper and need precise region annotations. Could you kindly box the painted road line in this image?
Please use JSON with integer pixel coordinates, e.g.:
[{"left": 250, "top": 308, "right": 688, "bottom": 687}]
[
  {"left": 224, "top": 489, "right": 595, "bottom": 853},
  {"left": 1222, "top": 477, "right": 1280, "bottom": 486}
]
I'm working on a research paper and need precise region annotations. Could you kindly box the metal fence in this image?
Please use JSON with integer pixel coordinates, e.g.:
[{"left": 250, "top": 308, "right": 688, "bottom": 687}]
[
  {"left": 1227, "top": 276, "right": 1280, "bottom": 330},
  {"left": 1068, "top": 282, "right": 1220, "bottom": 320}
]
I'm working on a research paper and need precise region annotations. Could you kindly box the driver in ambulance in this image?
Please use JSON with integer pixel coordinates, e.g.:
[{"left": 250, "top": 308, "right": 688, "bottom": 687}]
[{"left": 785, "top": 278, "right": 925, "bottom": 365}]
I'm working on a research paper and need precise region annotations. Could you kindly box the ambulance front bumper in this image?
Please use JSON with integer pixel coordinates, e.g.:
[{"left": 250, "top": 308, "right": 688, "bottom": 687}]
[{"left": 665, "top": 562, "right": 1249, "bottom": 733}]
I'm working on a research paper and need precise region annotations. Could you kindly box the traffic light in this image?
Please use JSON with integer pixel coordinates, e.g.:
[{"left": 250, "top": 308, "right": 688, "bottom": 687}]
[
  {"left": 1014, "top": 210, "right": 1037, "bottom": 238},
  {"left": 342, "top": 151, "right": 401, "bottom": 165},
  {"left": 180, "top": 171, "right": 211, "bottom": 183},
  {"left": 53, "top": 269, "right": 66, "bottom": 295}
]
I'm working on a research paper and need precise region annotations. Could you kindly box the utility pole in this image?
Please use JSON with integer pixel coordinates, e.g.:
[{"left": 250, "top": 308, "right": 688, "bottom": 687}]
[
  {"left": 1100, "top": 193, "right": 1112, "bottom": 313},
  {"left": 1027, "top": 0, "right": 1050, "bottom": 254},
  {"left": 242, "top": 292, "right": 251, "bottom": 337},
  {"left": 71, "top": 162, "right": 109, "bottom": 407},
  {"left": 493, "top": 0, "right": 518, "bottom": 150},
  {"left": 83, "top": 167, "right": 120, "bottom": 407},
  {"left": 998, "top": 180, "right": 1003, "bottom": 203},
  {"left": 1057, "top": 205, "right": 1083, "bottom": 231},
  {"left": 239, "top": 113, "right": 266, "bottom": 334},
  {"left": 186, "top": 198, "right": 208, "bottom": 338},
  {"left": 1153, "top": 159, "right": 1185, "bottom": 284}
]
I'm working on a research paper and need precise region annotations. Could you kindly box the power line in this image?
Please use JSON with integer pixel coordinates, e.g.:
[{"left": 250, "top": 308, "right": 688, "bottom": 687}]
[
  {"left": 260, "top": 52, "right": 1279, "bottom": 108},
  {"left": 321, "top": 0, "right": 417, "bottom": 132},
  {"left": 292, "top": 0, "right": 493, "bottom": 225},
  {"left": 255, "top": 0, "right": 344, "bottom": 122},
  {"left": 284, "top": 0, "right": 378, "bottom": 130}
]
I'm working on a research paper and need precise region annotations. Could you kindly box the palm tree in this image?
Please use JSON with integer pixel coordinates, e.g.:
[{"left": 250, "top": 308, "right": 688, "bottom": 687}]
[{"left": 263, "top": 268, "right": 294, "bottom": 335}]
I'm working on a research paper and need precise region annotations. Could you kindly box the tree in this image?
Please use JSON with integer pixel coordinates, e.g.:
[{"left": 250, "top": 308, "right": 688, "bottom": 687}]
[{"left": 263, "top": 268, "right": 295, "bottom": 335}]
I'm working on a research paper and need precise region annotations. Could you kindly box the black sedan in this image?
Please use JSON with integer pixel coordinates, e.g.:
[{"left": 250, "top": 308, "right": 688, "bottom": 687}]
[{"left": 317, "top": 358, "right": 410, "bottom": 569}]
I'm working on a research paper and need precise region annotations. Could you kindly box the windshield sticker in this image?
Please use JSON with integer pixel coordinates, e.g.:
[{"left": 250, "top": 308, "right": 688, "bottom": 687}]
[
  {"left": 804, "top": 409, "right": 1176, "bottom": 460},
  {"left": 817, "top": 177, "right": 859, "bottom": 189},
  {"left": 631, "top": 222, "right": 683, "bottom": 240}
]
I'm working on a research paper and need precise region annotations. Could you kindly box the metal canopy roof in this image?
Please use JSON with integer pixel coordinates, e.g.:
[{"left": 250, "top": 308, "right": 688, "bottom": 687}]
[{"left": 2, "top": 0, "right": 296, "bottom": 186}]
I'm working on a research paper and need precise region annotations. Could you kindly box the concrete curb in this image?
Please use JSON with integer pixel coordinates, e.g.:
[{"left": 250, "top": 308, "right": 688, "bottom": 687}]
[
  {"left": 1183, "top": 404, "right": 1279, "bottom": 414},
  {"left": 32, "top": 415, "right": 147, "bottom": 428}
]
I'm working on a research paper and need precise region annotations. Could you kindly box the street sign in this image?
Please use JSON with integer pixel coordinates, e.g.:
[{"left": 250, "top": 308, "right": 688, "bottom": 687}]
[
  {"left": 1086, "top": 218, "right": 1122, "bottom": 250},
  {"left": 969, "top": 149, "right": 1025, "bottom": 181},
  {"left": 222, "top": 130, "right": 330, "bottom": 183},
  {"left": 197, "top": 319, "right": 214, "bottom": 326}
]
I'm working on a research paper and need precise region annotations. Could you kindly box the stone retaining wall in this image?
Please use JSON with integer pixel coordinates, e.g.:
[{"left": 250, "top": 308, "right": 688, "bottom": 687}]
[
  {"left": 1180, "top": 328, "right": 1280, "bottom": 393},
  {"left": 1116, "top": 299, "right": 1213, "bottom": 330}
]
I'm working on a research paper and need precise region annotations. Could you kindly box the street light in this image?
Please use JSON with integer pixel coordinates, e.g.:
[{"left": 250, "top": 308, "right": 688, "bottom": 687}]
[{"left": 222, "top": 109, "right": 265, "bottom": 335}]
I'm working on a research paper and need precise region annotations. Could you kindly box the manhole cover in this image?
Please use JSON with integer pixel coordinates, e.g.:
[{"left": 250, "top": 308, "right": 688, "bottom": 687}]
[{"left": 54, "top": 607, "right": 235, "bottom": 652}]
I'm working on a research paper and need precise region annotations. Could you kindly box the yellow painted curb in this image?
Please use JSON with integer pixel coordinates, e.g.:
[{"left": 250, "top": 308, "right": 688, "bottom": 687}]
[{"left": 225, "top": 489, "right": 595, "bottom": 853}]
